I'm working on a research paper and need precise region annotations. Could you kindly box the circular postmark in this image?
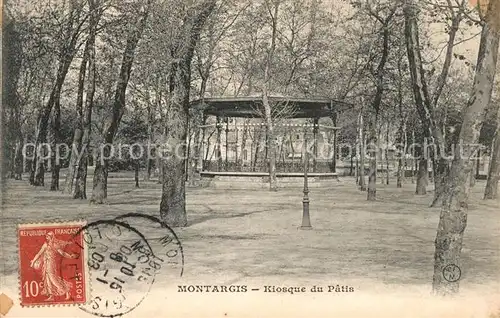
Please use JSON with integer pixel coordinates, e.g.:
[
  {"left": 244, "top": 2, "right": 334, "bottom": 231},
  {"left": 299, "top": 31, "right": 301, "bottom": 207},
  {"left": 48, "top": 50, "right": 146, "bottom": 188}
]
[
  {"left": 62, "top": 220, "right": 158, "bottom": 317},
  {"left": 442, "top": 264, "right": 461, "bottom": 282},
  {"left": 113, "top": 213, "right": 184, "bottom": 279}
]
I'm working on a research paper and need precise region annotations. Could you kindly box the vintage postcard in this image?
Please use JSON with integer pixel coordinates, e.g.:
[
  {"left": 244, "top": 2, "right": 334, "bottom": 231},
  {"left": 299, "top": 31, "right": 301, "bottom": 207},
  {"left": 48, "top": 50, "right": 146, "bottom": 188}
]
[{"left": 1, "top": 0, "right": 500, "bottom": 317}]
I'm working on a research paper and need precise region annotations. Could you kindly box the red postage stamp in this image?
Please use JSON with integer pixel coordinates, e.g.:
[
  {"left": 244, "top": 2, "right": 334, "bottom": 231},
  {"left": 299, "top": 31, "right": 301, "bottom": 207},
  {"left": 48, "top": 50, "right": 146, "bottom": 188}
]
[{"left": 18, "top": 221, "right": 89, "bottom": 306}]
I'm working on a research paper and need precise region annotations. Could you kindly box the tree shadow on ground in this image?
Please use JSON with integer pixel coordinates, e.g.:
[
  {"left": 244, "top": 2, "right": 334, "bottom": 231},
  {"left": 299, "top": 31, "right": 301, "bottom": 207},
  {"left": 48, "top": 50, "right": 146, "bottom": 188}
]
[
  {"left": 106, "top": 189, "right": 135, "bottom": 197},
  {"left": 187, "top": 234, "right": 265, "bottom": 240},
  {"left": 108, "top": 198, "right": 158, "bottom": 206},
  {"left": 188, "top": 206, "right": 285, "bottom": 227}
]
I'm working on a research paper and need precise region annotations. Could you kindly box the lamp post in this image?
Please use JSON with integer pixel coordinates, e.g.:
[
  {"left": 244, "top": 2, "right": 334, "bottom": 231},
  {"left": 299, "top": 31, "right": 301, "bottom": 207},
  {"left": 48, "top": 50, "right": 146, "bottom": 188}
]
[
  {"left": 216, "top": 117, "right": 222, "bottom": 171},
  {"left": 225, "top": 117, "right": 229, "bottom": 171},
  {"left": 300, "top": 137, "right": 312, "bottom": 230}
]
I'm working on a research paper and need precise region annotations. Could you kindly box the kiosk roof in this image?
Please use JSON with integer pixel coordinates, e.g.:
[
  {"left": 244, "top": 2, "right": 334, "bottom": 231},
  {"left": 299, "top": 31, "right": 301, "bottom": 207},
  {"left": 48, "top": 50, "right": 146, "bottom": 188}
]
[{"left": 190, "top": 96, "right": 353, "bottom": 118}]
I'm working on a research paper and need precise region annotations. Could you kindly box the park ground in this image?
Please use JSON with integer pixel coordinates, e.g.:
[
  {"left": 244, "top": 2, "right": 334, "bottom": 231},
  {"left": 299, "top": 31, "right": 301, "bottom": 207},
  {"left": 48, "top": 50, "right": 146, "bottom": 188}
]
[{"left": 1, "top": 171, "right": 500, "bottom": 317}]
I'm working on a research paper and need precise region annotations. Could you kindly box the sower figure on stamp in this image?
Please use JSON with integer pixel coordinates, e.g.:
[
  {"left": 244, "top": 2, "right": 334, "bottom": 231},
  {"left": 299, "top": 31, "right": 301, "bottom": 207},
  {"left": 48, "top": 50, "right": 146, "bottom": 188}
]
[{"left": 30, "top": 232, "right": 79, "bottom": 301}]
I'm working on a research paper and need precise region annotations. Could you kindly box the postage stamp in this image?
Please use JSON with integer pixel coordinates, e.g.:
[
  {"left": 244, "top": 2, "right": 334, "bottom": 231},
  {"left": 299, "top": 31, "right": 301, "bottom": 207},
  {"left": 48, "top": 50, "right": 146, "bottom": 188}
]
[
  {"left": 73, "top": 218, "right": 183, "bottom": 318},
  {"left": 17, "top": 221, "right": 89, "bottom": 307}
]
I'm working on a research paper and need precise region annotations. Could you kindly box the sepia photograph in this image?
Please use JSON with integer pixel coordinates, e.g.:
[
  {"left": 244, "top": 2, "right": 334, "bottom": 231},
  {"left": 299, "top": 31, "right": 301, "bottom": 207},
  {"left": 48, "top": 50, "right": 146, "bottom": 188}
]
[{"left": 1, "top": 0, "right": 500, "bottom": 317}]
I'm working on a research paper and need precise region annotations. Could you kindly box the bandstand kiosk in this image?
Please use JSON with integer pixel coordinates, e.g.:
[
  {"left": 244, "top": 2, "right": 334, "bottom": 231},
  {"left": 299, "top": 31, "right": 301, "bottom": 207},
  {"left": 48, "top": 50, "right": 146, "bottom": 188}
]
[{"left": 190, "top": 96, "right": 352, "bottom": 189}]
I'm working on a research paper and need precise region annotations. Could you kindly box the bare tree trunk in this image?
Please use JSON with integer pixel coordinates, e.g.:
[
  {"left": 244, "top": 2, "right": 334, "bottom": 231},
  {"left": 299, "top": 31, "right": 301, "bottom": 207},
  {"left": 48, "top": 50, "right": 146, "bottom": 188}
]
[
  {"left": 73, "top": 137, "right": 90, "bottom": 199},
  {"left": 3, "top": 18, "right": 23, "bottom": 181},
  {"left": 475, "top": 148, "right": 481, "bottom": 181},
  {"left": 430, "top": 9, "right": 463, "bottom": 205},
  {"left": 73, "top": 148, "right": 89, "bottom": 199},
  {"left": 279, "top": 134, "right": 286, "bottom": 172},
  {"left": 156, "top": 91, "right": 166, "bottom": 184},
  {"left": 416, "top": 157, "right": 428, "bottom": 194},
  {"left": 145, "top": 152, "right": 152, "bottom": 182},
  {"left": 263, "top": 94, "right": 277, "bottom": 191},
  {"left": 189, "top": 111, "right": 203, "bottom": 186},
  {"left": 348, "top": 149, "right": 353, "bottom": 176},
  {"left": 156, "top": 149, "right": 164, "bottom": 184},
  {"left": 235, "top": 121, "right": 240, "bottom": 167},
  {"left": 470, "top": 148, "right": 479, "bottom": 188},
  {"left": 235, "top": 121, "right": 240, "bottom": 168},
  {"left": 430, "top": 157, "right": 449, "bottom": 206},
  {"left": 29, "top": 151, "right": 36, "bottom": 184},
  {"left": 235, "top": 77, "right": 254, "bottom": 171},
  {"left": 367, "top": 115, "right": 377, "bottom": 200},
  {"left": 191, "top": 22, "right": 215, "bottom": 182},
  {"left": 380, "top": 156, "right": 384, "bottom": 185},
  {"left": 485, "top": 123, "right": 500, "bottom": 199},
  {"left": 188, "top": 106, "right": 202, "bottom": 185},
  {"left": 91, "top": 2, "right": 150, "bottom": 203},
  {"left": 404, "top": 1, "right": 442, "bottom": 195},
  {"left": 397, "top": 156, "right": 403, "bottom": 188},
  {"left": 433, "top": 6, "right": 499, "bottom": 295},
  {"left": 411, "top": 130, "right": 416, "bottom": 183},
  {"left": 135, "top": 160, "right": 140, "bottom": 188},
  {"left": 355, "top": 145, "right": 359, "bottom": 183},
  {"left": 395, "top": 49, "right": 407, "bottom": 189},
  {"left": 253, "top": 127, "right": 262, "bottom": 172},
  {"left": 63, "top": 43, "right": 88, "bottom": 194},
  {"left": 358, "top": 113, "right": 366, "bottom": 191},
  {"left": 264, "top": 130, "right": 269, "bottom": 163},
  {"left": 74, "top": 0, "right": 99, "bottom": 199},
  {"left": 13, "top": 140, "right": 23, "bottom": 180},
  {"left": 262, "top": 0, "right": 279, "bottom": 191},
  {"left": 404, "top": 0, "right": 452, "bottom": 204},
  {"left": 416, "top": 137, "right": 429, "bottom": 195},
  {"left": 385, "top": 122, "right": 390, "bottom": 185},
  {"left": 429, "top": 153, "right": 434, "bottom": 184},
  {"left": 33, "top": 85, "right": 62, "bottom": 186},
  {"left": 238, "top": 119, "right": 249, "bottom": 170},
  {"left": 144, "top": 99, "right": 154, "bottom": 182},
  {"left": 289, "top": 129, "right": 295, "bottom": 172},
  {"left": 159, "top": 0, "right": 216, "bottom": 227},
  {"left": 330, "top": 112, "right": 338, "bottom": 173},
  {"left": 397, "top": 122, "right": 407, "bottom": 188},
  {"left": 224, "top": 119, "right": 229, "bottom": 171},
  {"left": 204, "top": 129, "right": 215, "bottom": 164},
  {"left": 32, "top": 2, "right": 83, "bottom": 186},
  {"left": 50, "top": 90, "right": 62, "bottom": 191},
  {"left": 185, "top": 120, "right": 192, "bottom": 180},
  {"left": 365, "top": 13, "right": 392, "bottom": 199},
  {"left": 22, "top": 136, "right": 28, "bottom": 175},
  {"left": 216, "top": 116, "right": 222, "bottom": 170},
  {"left": 198, "top": 123, "right": 207, "bottom": 171}
]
